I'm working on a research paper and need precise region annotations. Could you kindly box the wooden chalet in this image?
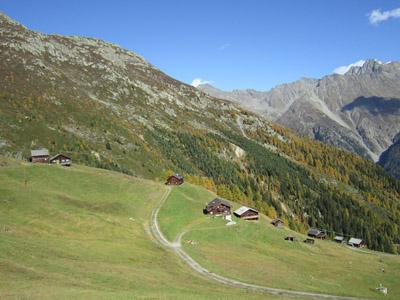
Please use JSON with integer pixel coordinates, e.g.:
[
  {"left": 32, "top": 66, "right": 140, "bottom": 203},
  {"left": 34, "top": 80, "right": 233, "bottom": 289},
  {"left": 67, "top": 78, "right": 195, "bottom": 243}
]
[
  {"left": 304, "top": 238, "right": 315, "bottom": 245},
  {"left": 50, "top": 154, "right": 72, "bottom": 166},
  {"left": 29, "top": 148, "right": 49, "bottom": 163},
  {"left": 166, "top": 173, "right": 184, "bottom": 185},
  {"left": 234, "top": 206, "right": 259, "bottom": 220},
  {"left": 334, "top": 236, "right": 344, "bottom": 243},
  {"left": 271, "top": 218, "right": 284, "bottom": 228},
  {"left": 204, "top": 198, "right": 231, "bottom": 216},
  {"left": 348, "top": 238, "right": 365, "bottom": 248},
  {"left": 284, "top": 236, "right": 296, "bottom": 242},
  {"left": 307, "top": 228, "right": 326, "bottom": 240}
]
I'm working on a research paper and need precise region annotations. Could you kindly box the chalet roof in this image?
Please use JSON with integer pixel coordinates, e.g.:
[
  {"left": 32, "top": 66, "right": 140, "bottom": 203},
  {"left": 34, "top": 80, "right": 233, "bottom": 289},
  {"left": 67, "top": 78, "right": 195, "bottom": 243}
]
[
  {"left": 348, "top": 238, "right": 363, "bottom": 245},
  {"left": 234, "top": 206, "right": 258, "bottom": 216},
  {"left": 307, "top": 228, "right": 325, "bottom": 236},
  {"left": 31, "top": 148, "right": 49, "bottom": 157},
  {"left": 334, "top": 236, "right": 344, "bottom": 241},
  {"left": 50, "top": 153, "right": 71, "bottom": 161},
  {"left": 308, "top": 228, "right": 321, "bottom": 236},
  {"left": 206, "top": 198, "right": 231, "bottom": 209}
]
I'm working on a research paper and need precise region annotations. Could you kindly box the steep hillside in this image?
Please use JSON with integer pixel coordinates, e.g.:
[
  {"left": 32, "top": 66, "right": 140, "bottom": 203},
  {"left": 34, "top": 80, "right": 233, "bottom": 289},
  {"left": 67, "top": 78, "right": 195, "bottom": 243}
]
[
  {"left": 158, "top": 185, "right": 400, "bottom": 299},
  {"left": 379, "top": 135, "right": 400, "bottom": 179},
  {"left": 0, "top": 13, "right": 400, "bottom": 253},
  {"left": 199, "top": 60, "right": 400, "bottom": 162},
  {"left": 0, "top": 158, "right": 287, "bottom": 300}
]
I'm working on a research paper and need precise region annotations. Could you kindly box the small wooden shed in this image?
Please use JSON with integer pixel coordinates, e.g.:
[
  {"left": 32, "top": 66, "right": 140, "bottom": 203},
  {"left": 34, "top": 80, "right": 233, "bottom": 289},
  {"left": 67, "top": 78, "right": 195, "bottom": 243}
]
[
  {"left": 348, "top": 238, "right": 365, "bottom": 248},
  {"left": 271, "top": 218, "right": 284, "bottom": 228},
  {"left": 204, "top": 198, "right": 231, "bottom": 216},
  {"left": 166, "top": 173, "right": 184, "bottom": 185},
  {"left": 285, "top": 236, "right": 296, "bottom": 242},
  {"left": 334, "top": 236, "right": 344, "bottom": 243},
  {"left": 307, "top": 228, "right": 326, "bottom": 240},
  {"left": 304, "top": 238, "right": 315, "bottom": 245},
  {"left": 233, "top": 206, "right": 259, "bottom": 220},
  {"left": 29, "top": 148, "right": 49, "bottom": 163},
  {"left": 50, "top": 154, "right": 72, "bottom": 166}
]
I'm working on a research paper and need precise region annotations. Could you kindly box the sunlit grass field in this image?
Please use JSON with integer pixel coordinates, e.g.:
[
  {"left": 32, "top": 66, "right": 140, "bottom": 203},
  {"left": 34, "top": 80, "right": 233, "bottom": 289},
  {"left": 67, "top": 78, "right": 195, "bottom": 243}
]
[
  {"left": 0, "top": 158, "right": 292, "bottom": 300},
  {"left": 159, "top": 184, "right": 400, "bottom": 299}
]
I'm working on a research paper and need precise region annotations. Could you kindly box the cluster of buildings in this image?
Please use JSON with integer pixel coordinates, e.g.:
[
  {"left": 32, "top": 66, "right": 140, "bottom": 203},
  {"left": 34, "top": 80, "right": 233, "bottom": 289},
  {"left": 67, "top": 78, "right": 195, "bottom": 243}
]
[
  {"left": 166, "top": 172, "right": 367, "bottom": 249},
  {"left": 29, "top": 148, "right": 72, "bottom": 166},
  {"left": 203, "top": 198, "right": 260, "bottom": 221},
  {"left": 305, "top": 228, "right": 365, "bottom": 248}
]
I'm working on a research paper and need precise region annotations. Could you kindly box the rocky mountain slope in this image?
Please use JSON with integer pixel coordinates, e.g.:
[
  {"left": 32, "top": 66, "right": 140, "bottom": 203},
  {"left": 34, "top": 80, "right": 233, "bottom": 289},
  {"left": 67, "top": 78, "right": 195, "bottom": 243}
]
[
  {"left": 0, "top": 12, "right": 399, "bottom": 252},
  {"left": 199, "top": 61, "right": 400, "bottom": 162}
]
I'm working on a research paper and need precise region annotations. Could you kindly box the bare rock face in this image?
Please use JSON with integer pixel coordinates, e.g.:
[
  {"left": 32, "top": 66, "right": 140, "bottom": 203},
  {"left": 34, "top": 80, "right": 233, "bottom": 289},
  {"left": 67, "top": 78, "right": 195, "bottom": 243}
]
[{"left": 199, "top": 60, "right": 400, "bottom": 163}]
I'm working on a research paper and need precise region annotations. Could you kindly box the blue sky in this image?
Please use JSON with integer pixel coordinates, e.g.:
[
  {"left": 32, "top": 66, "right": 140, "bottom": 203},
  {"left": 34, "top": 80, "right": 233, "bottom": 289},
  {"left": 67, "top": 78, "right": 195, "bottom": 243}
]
[{"left": 1, "top": 0, "right": 399, "bottom": 90}]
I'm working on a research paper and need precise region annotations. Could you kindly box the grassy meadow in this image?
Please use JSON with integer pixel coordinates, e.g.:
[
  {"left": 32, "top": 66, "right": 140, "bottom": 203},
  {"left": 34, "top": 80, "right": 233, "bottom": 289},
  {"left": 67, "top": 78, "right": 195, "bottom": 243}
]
[
  {"left": 158, "top": 184, "right": 400, "bottom": 299},
  {"left": 0, "top": 157, "right": 295, "bottom": 300}
]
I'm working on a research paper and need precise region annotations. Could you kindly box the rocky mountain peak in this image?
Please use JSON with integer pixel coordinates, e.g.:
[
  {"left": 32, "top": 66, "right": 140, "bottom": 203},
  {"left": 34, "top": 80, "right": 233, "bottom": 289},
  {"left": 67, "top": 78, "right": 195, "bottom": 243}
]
[{"left": 347, "top": 59, "right": 383, "bottom": 75}]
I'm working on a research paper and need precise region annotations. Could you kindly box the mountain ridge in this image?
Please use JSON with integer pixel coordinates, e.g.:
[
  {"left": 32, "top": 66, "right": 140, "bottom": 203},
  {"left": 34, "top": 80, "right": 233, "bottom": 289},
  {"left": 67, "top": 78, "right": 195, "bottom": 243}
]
[{"left": 198, "top": 60, "right": 400, "bottom": 163}]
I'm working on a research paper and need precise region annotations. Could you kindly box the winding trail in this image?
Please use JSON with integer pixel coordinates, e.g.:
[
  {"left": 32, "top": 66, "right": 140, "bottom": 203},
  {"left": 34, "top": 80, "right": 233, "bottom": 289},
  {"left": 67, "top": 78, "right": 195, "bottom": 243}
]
[{"left": 149, "top": 187, "right": 366, "bottom": 300}]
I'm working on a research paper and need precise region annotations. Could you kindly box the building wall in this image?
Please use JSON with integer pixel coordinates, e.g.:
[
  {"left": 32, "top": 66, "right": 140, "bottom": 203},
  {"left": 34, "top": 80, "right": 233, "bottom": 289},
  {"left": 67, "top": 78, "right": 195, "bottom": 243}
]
[
  {"left": 50, "top": 155, "right": 71, "bottom": 165},
  {"left": 240, "top": 210, "right": 259, "bottom": 220},
  {"left": 208, "top": 205, "right": 230, "bottom": 215},
  {"left": 166, "top": 177, "right": 183, "bottom": 185},
  {"left": 31, "top": 155, "right": 49, "bottom": 163}
]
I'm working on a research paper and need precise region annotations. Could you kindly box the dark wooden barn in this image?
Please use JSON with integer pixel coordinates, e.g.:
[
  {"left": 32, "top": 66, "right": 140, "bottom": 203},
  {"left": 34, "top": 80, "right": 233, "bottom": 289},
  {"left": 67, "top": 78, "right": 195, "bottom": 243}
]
[
  {"left": 307, "top": 228, "right": 326, "bottom": 239},
  {"left": 204, "top": 198, "right": 231, "bottom": 216},
  {"left": 29, "top": 148, "right": 49, "bottom": 163},
  {"left": 271, "top": 218, "right": 284, "bottom": 228},
  {"left": 285, "top": 236, "right": 296, "bottom": 242},
  {"left": 233, "top": 206, "right": 259, "bottom": 220},
  {"left": 50, "top": 154, "right": 72, "bottom": 166},
  {"left": 304, "top": 238, "right": 315, "bottom": 245},
  {"left": 166, "top": 173, "right": 184, "bottom": 185}
]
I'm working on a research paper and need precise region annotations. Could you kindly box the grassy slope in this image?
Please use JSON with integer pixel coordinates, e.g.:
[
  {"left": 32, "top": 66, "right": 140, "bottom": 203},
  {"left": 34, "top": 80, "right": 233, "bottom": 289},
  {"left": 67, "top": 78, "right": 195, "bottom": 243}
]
[
  {"left": 159, "top": 184, "right": 400, "bottom": 299},
  {"left": 0, "top": 157, "right": 293, "bottom": 300}
]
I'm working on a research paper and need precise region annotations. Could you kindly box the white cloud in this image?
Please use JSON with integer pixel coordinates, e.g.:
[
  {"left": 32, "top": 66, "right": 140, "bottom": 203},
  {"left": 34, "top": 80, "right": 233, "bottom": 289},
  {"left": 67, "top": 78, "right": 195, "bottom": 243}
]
[
  {"left": 368, "top": 8, "right": 400, "bottom": 24},
  {"left": 333, "top": 60, "right": 366, "bottom": 75},
  {"left": 191, "top": 78, "right": 211, "bottom": 87}
]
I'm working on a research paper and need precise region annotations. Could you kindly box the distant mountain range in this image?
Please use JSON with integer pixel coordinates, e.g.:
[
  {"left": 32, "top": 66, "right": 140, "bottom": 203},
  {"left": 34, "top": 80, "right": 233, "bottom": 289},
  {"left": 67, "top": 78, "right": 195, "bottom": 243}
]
[
  {"left": 1, "top": 12, "right": 400, "bottom": 252},
  {"left": 199, "top": 60, "right": 400, "bottom": 170}
]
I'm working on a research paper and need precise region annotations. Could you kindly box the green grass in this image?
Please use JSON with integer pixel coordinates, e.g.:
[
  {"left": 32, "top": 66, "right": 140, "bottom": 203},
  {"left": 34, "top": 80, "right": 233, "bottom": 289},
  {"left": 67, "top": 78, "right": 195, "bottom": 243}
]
[
  {"left": 159, "top": 184, "right": 400, "bottom": 300},
  {"left": 0, "top": 157, "right": 296, "bottom": 300}
]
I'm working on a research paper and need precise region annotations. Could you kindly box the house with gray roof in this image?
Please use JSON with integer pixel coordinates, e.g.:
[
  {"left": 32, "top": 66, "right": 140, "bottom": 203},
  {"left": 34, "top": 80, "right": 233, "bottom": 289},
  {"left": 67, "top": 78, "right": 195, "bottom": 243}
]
[
  {"left": 307, "top": 228, "right": 326, "bottom": 239},
  {"left": 234, "top": 206, "right": 259, "bottom": 220},
  {"left": 29, "top": 148, "right": 49, "bottom": 163},
  {"left": 348, "top": 237, "right": 365, "bottom": 248},
  {"left": 204, "top": 198, "right": 231, "bottom": 216}
]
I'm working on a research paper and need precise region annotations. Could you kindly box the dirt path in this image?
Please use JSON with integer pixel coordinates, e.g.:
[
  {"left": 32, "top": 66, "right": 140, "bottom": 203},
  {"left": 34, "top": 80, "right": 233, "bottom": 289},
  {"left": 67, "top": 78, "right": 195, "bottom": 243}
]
[{"left": 149, "top": 187, "right": 366, "bottom": 300}]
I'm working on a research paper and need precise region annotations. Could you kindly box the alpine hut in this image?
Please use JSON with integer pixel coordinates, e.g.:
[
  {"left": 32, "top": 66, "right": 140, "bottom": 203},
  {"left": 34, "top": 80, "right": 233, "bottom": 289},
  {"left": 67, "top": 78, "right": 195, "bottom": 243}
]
[
  {"left": 204, "top": 198, "right": 231, "bottom": 216},
  {"left": 304, "top": 238, "right": 315, "bottom": 245},
  {"left": 233, "top": 206, "right": 259, "bottom": 220},
  {"left": 348, "top": 238, "right": 365, "bottom": 248},
  {"left": 307, "top": 228, "right": 326, "bottom": 239},
  {"left": 166, "top": 173, "right": 184, "bottom": 185},
  {"left": 334, "top": 236, "right": 344, "bottom": 243},
  {"left": 29, "top": 148, "right": 49, "bottom": 163},
  {"left": 49, "top": 154, "right": 72, "bottom": 166}
]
